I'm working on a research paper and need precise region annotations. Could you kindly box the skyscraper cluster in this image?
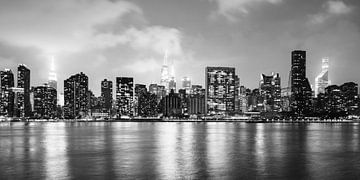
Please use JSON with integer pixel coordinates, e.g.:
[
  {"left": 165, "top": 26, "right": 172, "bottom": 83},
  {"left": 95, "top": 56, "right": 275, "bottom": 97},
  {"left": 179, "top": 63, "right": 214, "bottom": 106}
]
[{"left": 0, "top": 50, "right": 359, "bottom": 120}]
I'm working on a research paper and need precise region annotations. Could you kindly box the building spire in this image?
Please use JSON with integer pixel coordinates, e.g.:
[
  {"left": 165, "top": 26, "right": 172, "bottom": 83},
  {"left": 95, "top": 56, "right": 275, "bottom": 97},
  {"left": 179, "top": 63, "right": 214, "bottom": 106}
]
[{"left": 48, "top": 55, "right": 57, "bottom": 82}]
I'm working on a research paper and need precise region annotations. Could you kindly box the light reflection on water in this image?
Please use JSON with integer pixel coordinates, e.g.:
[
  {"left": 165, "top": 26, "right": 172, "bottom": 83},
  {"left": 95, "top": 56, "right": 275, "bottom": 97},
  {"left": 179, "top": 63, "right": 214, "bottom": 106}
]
[{"left": 0, "top": 122, "right": 360, "bottom": 179}]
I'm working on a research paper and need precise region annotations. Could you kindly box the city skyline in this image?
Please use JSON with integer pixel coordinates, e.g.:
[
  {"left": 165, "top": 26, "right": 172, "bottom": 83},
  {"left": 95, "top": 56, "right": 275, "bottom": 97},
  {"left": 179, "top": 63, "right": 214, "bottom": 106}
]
[{"left": 0, "top": 0, "right": 360, "bottom": 96}]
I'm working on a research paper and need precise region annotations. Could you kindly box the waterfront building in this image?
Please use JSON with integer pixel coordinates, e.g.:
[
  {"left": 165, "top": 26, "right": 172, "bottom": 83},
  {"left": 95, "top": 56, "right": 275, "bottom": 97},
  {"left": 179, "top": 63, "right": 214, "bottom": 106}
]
[
  {"left": 290, "top": 50, "right": 312, "bottom": 116},
  {"left": 247, "top": 88, "right": 262, "bottom": 112},
  {"left": 324, "top": 85, "right": 345, "bottom": 117},
  {"left": 314, "top": 82, "right": 358, "bottom": 118},
  {"left": 161, "top": 90, "right": 181, "bottom": 117},
  {"left": 138, "top": 92, "right": 158, "bottom": 117},
  {"left": 0, "top": 69, "right": 15, "bottom": 117},
  {"left": 205, "top": 67, "right": 236, "bottom": 115},
  {"left": 234, "top": 75, "right": 241, "bottom": 114},
  {"left": 17, "top": 64, "right": 31, "bottom": 117},
  {"left": 259, "top": 73, "right": 281, "bottom": 112},
  {"left": 33, "top": 84, "right": 57, "bottom": 119},
  {"left": 340, "top": 82, "right": 358, "bottom": 114},
  {"left": 239, "top": 86, "right": 249, "bottom": 113},
  {"left": 188, "top": 94, "right": 206, "bottom": 116},
  {"left": 134, "top": 84, "right": 147, "bottom": 116},
  {"left": 101, "top": 79, "right": 113, "bottom": 112},
  {"left": 64, "top": 72, "right": 89, "bottom": 119},
  {"left": 116, "top": 77, "right": 134, "bottom": 117},
  {"left": 315, "top": 58, "right": 330, "bottom": 97}
]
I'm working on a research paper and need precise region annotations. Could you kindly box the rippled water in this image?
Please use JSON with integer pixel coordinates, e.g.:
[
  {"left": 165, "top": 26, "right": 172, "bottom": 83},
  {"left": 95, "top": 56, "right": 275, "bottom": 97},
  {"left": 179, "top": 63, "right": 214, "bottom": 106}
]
[{"left": 0, "top": 122, "right": 359, "bottom": 179}]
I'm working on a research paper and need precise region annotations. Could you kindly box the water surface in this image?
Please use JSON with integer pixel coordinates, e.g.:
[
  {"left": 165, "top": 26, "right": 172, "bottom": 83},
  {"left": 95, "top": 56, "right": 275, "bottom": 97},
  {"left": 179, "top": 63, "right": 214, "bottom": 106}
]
[{"left": 0, "top": 122, "right": 359, "bottom": 179}]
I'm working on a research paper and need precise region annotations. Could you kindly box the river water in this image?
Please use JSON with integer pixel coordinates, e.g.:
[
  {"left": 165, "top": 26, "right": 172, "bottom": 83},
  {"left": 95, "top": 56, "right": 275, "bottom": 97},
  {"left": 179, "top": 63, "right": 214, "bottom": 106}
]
[{"left": 0, "top": 122, "right": 359, "bottom": 179}]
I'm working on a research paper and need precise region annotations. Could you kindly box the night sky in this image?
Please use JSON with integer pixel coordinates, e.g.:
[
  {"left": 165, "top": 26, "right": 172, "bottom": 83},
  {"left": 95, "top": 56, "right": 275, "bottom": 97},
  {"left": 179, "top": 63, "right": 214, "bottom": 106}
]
[{"left": 0, "top": 0, "right": 359, "bottom": 96}]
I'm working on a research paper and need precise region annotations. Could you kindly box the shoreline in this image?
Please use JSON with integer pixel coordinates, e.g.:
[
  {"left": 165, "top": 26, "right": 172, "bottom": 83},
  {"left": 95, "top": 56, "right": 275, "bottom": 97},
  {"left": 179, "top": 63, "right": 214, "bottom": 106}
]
[{"left": 0, "top": 119, "right": 359, "bottom": 123}]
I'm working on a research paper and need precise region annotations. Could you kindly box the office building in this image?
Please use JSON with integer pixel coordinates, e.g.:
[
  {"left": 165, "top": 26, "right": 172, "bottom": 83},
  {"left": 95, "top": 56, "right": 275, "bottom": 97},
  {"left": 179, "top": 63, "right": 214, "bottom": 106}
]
[
  {"left": 315, "top": 58, "right": 330, "bottom": 97},
  {"left": 17, "top": 64, "right": 31, "bottom": 117},
  {"left": 205, "top": 67, "right": 236, "bottom": 115},
  {"left": 33, "top": 84, "right": 57, "bottom": 118},
  {"left": 64, "top": 72, "right": 89, "bottom": 119},
  {"left": 259, "top": 73, "right": 281, "bottom": 112},
  {"left": 116, "top": 77, "right": 134, "bottom": 117},
  {"left": 290, "top": 50, "right": 312, "bottom": 116},
  {"left": 101, "top": 79, "right": 113, "bottom": 112},
  {"left": 0, "top": 69, "right": 15, "bottom": 117}
]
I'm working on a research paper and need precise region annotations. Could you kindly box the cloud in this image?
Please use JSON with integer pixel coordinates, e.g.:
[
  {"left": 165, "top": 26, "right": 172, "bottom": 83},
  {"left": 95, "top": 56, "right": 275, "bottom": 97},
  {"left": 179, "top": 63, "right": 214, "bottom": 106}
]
[
  {"left": 210, "top": 0, "right": 282, "bottom": 21},
  {"left": 0, "top": 0, "right": 141, "bottom": 54},
  {"left": 90, "top": 25, "right": 183, "bottom": 57},
  {"left": 327, "top": 1, "right": 352, "bottom": 15},
  {"left": 0, "top": 0, "right": 184, "bottom": 57},
  {"left": 309, "top": 0, "right": 352, "bottom": 24},
  {"left": 124, "top": 58, "right": 161, "bottom": 73}
]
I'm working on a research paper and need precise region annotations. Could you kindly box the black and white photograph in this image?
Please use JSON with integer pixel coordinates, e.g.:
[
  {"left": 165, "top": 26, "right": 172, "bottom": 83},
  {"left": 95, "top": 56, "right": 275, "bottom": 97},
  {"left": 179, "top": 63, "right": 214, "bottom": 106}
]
[{"left": 0, "top": 0, "right": 360, "bottom": 179}]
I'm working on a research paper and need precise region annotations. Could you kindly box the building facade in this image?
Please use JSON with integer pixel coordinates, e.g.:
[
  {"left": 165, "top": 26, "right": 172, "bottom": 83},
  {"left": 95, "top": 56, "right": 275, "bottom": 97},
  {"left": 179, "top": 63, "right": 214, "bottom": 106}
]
[
  {"left": 290, "top": 50, "right": 312, "bottom": 116},
  {"left": 259, "top": 73, "right": 281, "bottom": 112},
  {"left": 64, "top": 72, "right": 89, "bottom": 119},
  {"left": 205, "top": 67, "right": 236, "bottom": 115},
  {"left": 116, "top": 77, "right": 134, "bottom": 117},
  {"left": 161, "top": 90, "right": 181, "bottom": 117},
  {"left": 101, "top": 79, "right": 113, "bottom": 113},
  {"left": 315, "top": 58, "right": 330, "bottom": 97},
  {"left": 33, "top": 85, "right": 57, "bottom": 119},
  {"left": 0, "top": 69, "right": 15, "bottom": 117},
  {"left": 17, "top": 64, "right": 31, "bottom": 117}
]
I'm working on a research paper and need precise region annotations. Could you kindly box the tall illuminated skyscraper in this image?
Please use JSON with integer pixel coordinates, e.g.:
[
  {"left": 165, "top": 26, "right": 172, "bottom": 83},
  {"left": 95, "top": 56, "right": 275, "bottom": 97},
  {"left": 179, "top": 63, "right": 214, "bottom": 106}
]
[
  {"left": 168, "top": 59, "right": 176, "bottom": 92},
  {"left": 64, "top": 72, "right": 89, "bottom": 119},
  {"left": 290, "top": 50, "right": 312, "bottom": 116},
  {"left": 315, "top": 58, "right": 330, "bottom": 97},
  {"left": 17, "top": 64, "right": 31, "bottom": 117},
  {"left": 116, "top": 77, "right": 134, "bottom": 117},
  {"left": 101, "top": 79, "right": 113, "bottom": 112},
  {"left": 160, "top": 51, "right": 170, "bottom": 93},
  {"left": 0, "top": 69, "right": 15, "bottom": 117},
  {"left": 48, "top": 55, "right": 57, "bottom": 90}
]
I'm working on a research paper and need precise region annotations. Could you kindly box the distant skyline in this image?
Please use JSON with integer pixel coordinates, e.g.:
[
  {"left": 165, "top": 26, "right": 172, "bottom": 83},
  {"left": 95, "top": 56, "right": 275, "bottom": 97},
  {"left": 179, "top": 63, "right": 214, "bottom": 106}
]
[{"left": 0, "top": 0, "right": 360, "bottom": 96}]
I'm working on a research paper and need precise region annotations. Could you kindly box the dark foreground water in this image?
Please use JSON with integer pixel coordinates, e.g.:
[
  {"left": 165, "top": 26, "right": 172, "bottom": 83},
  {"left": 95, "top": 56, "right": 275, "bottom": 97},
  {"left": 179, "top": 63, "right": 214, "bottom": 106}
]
[{"left": 0, "top": 122, "right": 360, "bottom": 179}]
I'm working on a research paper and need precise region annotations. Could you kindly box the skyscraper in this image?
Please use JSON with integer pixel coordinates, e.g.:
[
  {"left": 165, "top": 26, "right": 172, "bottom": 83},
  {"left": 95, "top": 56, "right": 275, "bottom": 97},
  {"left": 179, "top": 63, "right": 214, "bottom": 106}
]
[
  {"left": 181, "top": 77, "right": 191, "bottom": 93},
  {"left": 259, "top": 73, "right": 281, "bottom": 112},
  {"left": 134, "top": 84, "right": 147, "bottom": 116},
  {"left": 0, "top": 69, "right": 15, "bottom": 117},
  {"left": 64, "top": 72, "right": 89, "bottom": 119},
  {"left": 168, "top": 59, "right": 176, "bottom": 92},
  {"left": 160, "top": 51, "right": 170, "bottom": 93},
  {"left": 116, "top": 77, "right": 134, "bottom": 117},
  {"left": 17, "top": 64, "right": 31, "bottom": 117},
  {"left": 101, "top": 79, "right": 113, "bottom": 112},
  {"left": 33, "top": 84, "right": 57, "bottom": 119},
  {"left": 48, "top": 55, "right": 57, "bottom": 90},
  {"left": 205, "top": 67, "right": 236, "bottom": 115},
  {"left": 315, "top": 58, "right": 330, "bottom": 97},
  {"left": 149, "top": 84, "right": 166, "bottom": 102},
  {"left": 161, "top": 89, "right": 181, "bottom": 117},
  {"left": 290, "top": 50, "right": 312, "bottom": 116},
  {"left": 340, "top": 82, "right": 358, "bottom": 114}
]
